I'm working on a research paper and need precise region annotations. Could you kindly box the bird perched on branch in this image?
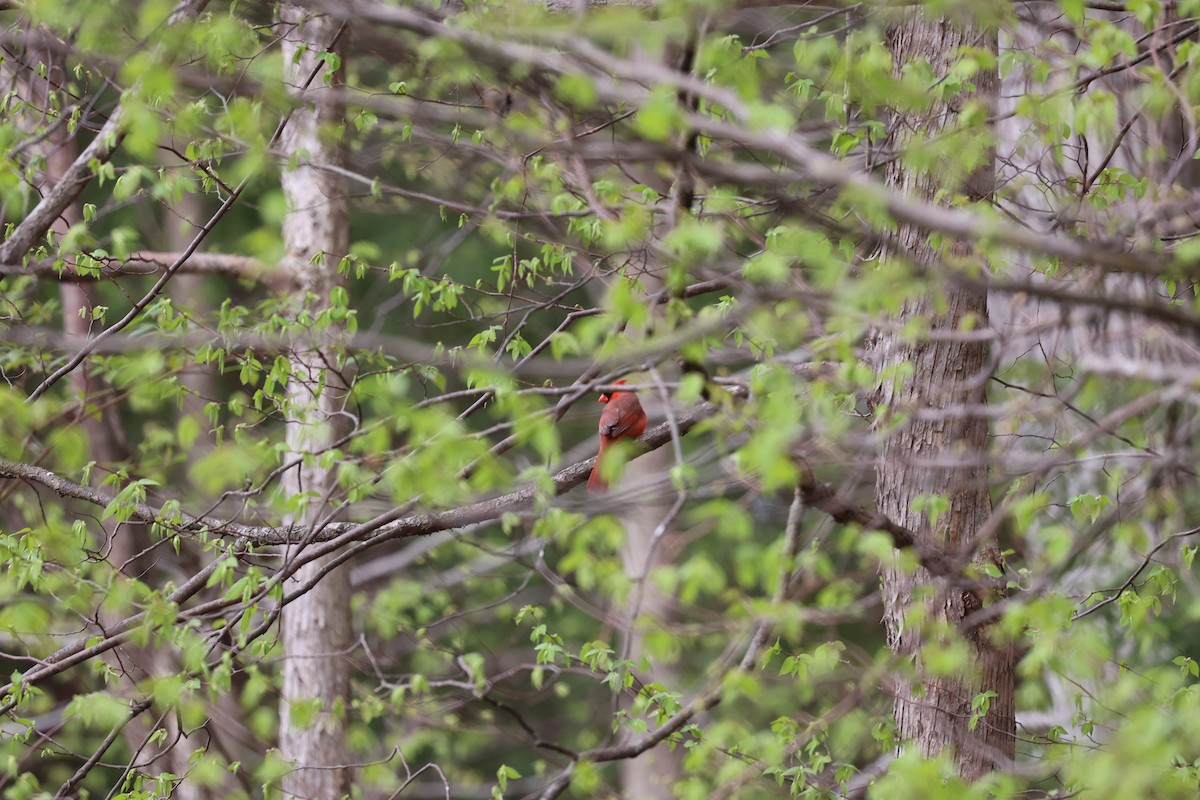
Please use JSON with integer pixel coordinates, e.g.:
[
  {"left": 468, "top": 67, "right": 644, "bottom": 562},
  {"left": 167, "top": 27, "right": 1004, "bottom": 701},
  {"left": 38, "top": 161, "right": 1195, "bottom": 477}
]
[{"left": 588, "top": 379, "right": 648, "bottom": 492}]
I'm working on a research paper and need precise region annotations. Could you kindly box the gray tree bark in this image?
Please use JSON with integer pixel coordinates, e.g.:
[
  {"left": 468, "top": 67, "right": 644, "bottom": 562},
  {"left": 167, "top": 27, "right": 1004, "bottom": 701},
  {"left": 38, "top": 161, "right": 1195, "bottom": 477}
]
[
  {"left": 616, "top": 40, "right": 697, "bottom": 791},
  {"left": 165, "top": 178, "right": 220, "bottom": 448},
  {"left": 277, "top": 7, "right": 355, "bottom": 800},
  {"left": 617, "top": 446, "right": 684, "bottom": 799},
  {"left": 871, "top": 11, "right": 1016, "bottom": 780}
]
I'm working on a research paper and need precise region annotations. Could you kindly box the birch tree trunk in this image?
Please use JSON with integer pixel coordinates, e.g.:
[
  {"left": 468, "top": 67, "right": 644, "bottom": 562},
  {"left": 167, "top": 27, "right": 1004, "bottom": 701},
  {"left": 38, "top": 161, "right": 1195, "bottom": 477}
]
[
  {"left": 618, "top": 447, "right": 683, "bottom": 798},
  {"left": 872, "top": 11, "right": 1016, "bottom": 779},
  {"left": 617, "top": 39, "right": 697, "bottom": 791},
  {"left": 277, "top": 7, "right": 354, "bottom": 799}
]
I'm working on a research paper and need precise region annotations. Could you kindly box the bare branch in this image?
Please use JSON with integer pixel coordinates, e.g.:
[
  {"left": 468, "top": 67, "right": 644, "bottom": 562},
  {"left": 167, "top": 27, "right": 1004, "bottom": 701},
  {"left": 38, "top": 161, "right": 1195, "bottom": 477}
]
[
  {"left": 297, "top": 0, "right": 1181, "bottom": 279},
  {"left": 0, "top": 393, "right": 739, "bottom": 547},
  {"left": 0, "top": 0, "right": 211, "bottom": 266},
  {"left": 1, "top": 252, "right": 266, "bottom": 281}
]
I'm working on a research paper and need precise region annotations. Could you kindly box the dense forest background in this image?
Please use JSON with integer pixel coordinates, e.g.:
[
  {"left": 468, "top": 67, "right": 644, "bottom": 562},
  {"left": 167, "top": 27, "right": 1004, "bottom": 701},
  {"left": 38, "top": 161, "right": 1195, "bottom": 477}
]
[{"left": 3, "top": 0, "right": 1200, "bottom": 797}]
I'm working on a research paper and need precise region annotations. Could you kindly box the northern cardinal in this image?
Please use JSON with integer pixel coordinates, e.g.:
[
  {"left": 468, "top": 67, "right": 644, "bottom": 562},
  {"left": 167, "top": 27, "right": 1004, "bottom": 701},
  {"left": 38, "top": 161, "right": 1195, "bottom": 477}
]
[{"left": 588, "top": 379, "right": 648, "bottom": 492}]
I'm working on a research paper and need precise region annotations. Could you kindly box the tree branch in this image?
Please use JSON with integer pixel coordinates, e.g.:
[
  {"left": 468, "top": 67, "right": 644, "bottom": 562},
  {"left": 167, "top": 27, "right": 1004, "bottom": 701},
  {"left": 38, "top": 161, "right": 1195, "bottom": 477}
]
[
  {"left": 297, "top": 0, "right": 1182, "bottom": 280},
  {"left": 0, "top": 0, "right": 211, "bottom": 266},
  {"left": 1, "top": 252, "right": 266, "bottom": 281},
  {"left": 0, "top": 395, "right": 733, "bottom": 547}
]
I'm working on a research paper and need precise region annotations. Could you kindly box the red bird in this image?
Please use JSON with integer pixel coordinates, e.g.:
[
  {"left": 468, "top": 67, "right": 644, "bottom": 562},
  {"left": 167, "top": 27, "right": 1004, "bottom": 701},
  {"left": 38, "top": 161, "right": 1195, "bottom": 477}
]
[{"left": 588, "top": 379, "right": 648, "bottom": 492}]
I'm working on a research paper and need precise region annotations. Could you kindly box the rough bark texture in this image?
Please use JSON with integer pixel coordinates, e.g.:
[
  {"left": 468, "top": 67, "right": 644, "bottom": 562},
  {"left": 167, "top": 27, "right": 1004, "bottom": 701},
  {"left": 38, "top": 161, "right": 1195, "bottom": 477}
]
[
  {"left": 872, "top": 12, "right": 1016, "bottom": 779},
  {"left": 277, "top": 7, "right": 355, "bottom": 800}
]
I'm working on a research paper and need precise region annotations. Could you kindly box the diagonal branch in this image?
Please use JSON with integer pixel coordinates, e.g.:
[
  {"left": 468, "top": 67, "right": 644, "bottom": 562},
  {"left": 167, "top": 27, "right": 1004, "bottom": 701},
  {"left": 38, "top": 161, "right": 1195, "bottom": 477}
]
[
  {"left": 295, "top": 0, "right": 1182, "bottom": 279},
  {"left": 23, "top": 14, "right": 344, "bottom": 403},
  {"left": 0, "top": 396, "right": 731, "bottom": 547},
  {"left": 0, "top": 0, "right": 211, "bottom": 267},
  {"left": 1, "top": 252, "right": 265, "bottom": 281}
]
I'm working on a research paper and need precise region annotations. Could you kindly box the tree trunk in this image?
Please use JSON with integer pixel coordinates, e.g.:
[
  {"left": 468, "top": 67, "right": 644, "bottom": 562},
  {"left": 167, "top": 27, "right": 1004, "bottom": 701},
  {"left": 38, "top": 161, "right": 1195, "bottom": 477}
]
[
  {"left": 618, "top": 447, "right": 683, "bottom": 798},
  {"left": 166, "top": 178, "right": 219, "bottom": 450},
  {"left": 22, "top": 25, "right": 223, "bottom": 797},
  {"left": 277, "top": 7, "right": 354, "bottom": 800},
  {"left": 872, "top": 11, "right": 1016, "bottom": 779},
  {"left": 616, "top": 39, "right": 696, "bottom": 791}
]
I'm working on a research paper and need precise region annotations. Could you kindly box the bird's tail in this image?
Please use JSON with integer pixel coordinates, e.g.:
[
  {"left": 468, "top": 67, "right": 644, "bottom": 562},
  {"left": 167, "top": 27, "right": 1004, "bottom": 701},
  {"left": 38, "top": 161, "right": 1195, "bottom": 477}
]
[{"left": 588, "top": 440, "right": 609, "bottom": 492}]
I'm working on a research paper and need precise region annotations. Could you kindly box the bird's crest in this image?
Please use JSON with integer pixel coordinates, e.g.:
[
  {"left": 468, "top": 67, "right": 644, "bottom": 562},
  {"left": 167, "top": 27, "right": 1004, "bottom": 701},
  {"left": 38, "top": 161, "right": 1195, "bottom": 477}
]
[{"left": 598, "top": 379, "right": 628, "bottom": 403}]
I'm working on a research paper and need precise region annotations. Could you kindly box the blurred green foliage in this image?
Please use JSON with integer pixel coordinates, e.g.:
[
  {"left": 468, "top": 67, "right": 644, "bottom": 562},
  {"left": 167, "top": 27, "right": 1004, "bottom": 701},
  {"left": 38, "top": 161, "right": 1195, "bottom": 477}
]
[{"left": 1, "top": 0, "right": 1200, "bottom": 798}]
